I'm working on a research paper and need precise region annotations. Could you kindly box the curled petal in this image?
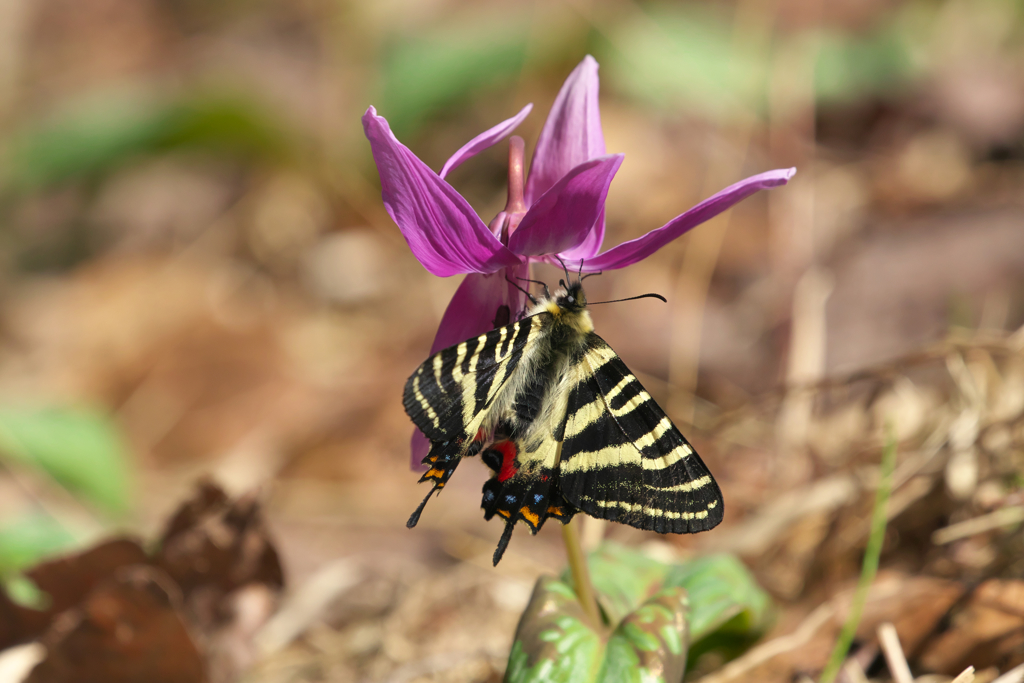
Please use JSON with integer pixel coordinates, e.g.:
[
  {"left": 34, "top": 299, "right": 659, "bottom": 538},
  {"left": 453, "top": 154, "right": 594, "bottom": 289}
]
[
  {"left": 440, "top": 104, "right": 533, "bottom": 180},
  {"left": 525, "top": 56, "right": 607, "bottom": 207},
  {"left": 363, "top": 107, "right": 522, "bottom": 276},
  {"left": 508, "top": 154, "right": 623, "bottom": 257},
  {"left": 573, "top": 168, "right": 797, "bottom": 272}
]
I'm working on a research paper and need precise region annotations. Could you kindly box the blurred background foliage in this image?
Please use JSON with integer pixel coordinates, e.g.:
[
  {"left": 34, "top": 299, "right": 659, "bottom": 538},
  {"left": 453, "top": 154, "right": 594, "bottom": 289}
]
[{"left": 0, "top": 0, "right": 1022, "bottom": 681}]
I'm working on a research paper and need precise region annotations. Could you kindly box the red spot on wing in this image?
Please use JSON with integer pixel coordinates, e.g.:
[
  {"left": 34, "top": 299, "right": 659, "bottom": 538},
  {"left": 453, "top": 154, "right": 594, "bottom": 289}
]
[
  {"left": 474, "top": 428, "right": 486, "bottom": 442},
  {"left": 494, "top": 441, "right": 519, "bottom": 482}
]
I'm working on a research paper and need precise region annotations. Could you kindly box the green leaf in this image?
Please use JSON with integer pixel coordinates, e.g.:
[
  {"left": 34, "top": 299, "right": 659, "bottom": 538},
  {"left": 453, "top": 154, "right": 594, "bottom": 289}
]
[
  {"left": 601, "top": 4, "right": 769, "bottom": 120},
  {"left": 6, "top": 88, "right": 294, "bottom": 190},
  {"left": 0, "top": 407, "right": 132, "bottom": 514},
  {"left": 0, "top": 514, "right": 77, "bottom": 577},
  {"left": 813, "top": 27, "right": 914, "bottom": 105},
  {"left": 600, "top": 4, "right": 916, "bottom": 120},
  {"left": 379, "top": 8, "right": 533, "bottom": 137}
]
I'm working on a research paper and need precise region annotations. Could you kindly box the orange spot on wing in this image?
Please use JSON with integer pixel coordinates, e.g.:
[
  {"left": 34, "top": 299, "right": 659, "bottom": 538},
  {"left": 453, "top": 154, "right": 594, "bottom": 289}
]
[
  {"left": 519, "top": 507, "right": 540, "bottom": 527},
  {"left": 547, "top": 506, "right": 564, "bottom": 516},
  {"left": 425, "top": 468, "right": 444, "bottom": 479},
  {"left": 496, "top": 509, "right": 511, "bottom": 518}
]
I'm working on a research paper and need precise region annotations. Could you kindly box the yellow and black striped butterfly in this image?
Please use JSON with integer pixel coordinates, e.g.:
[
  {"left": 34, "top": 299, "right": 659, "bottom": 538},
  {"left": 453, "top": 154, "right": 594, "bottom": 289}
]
[{"left": 404, "top": 273, "right": 723, "bottom": 564}]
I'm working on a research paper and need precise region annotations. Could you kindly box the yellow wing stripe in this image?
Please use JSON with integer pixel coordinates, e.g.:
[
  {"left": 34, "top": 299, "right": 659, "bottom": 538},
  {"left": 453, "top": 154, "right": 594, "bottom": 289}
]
[{"left": 582, "top": 497, "right": 718, "bottom": 520}]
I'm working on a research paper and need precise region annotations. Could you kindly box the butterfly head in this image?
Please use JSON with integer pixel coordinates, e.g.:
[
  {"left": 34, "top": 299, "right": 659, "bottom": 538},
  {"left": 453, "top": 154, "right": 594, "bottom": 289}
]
[{"left": 555, "top": 279, "right": 587, "bottom": 312}]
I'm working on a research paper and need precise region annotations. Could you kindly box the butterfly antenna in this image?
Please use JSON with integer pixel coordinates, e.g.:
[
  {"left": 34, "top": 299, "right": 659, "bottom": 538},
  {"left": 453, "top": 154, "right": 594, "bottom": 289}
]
[
  {"left": 492, "top": 522, "right": 515, "bottom": 565},
  {"left": 581, "top": 270, "right": 603, "bottom": 282},
  {"left": 506, "top": 277, "right": 539, "bottom": 305},
  {"left": 554, "top": 256, "right": 573, "bottom": 286},
  {"left": 516, "top": 276, "right": 551, "bottom": 300},
  {"left": 406, "top": 486, "right": 438, "bottom": 528},
  {"left": 588, "top": 292, "right": 668, "bottom": 305}
]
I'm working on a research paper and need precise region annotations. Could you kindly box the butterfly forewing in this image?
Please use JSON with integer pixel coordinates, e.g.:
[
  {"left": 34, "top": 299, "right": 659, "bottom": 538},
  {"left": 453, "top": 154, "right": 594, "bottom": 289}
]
[
  {"left": 402, "top": 316, "right": 545, "bottom": 520},
  {"left": 558, "top": 335, "right": 723, "bottom": 533}
]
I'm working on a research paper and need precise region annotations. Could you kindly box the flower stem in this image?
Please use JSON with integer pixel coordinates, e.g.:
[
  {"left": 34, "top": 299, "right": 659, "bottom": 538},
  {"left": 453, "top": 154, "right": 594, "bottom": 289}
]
[{"left": 561, "top": 517, "right": 602, "bottom": 627}]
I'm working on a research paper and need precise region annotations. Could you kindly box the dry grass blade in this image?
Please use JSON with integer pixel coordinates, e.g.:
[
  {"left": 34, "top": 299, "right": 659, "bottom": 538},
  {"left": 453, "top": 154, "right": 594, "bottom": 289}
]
[
  {"left": 951, "top": 666, "right": 976, "bottom": 683},
  {"left": 992, "top": 663, "right": 1024, "bottom": 683},
  {"left": 878, "top": 622, "right": 913, "bottom": 683},
  {"left": 841, "top": 658, "right": 869, "bottom": 683},
  {"left": 932, "top": 507, "right": 1024, "bottom": 545}
]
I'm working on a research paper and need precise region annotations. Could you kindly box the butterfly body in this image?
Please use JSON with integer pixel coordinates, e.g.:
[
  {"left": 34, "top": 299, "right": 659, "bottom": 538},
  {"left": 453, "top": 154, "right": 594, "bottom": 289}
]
[{"left": 404, "top": 279, "right": 723, "bottom": 564}]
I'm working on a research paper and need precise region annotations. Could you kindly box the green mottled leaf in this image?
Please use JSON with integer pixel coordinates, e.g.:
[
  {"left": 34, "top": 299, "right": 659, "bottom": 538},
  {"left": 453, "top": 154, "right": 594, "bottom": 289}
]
[
  {"left": 565, "top": 542, "right": 669, "bottom": 625},
  {"left": 0, "top": 407, "right": 131, "bottom": 514},
  {"left": 506, "top": 576, "right": 604, "bottom": 683},
  {"left": 596, "top": 588, "right": 688, "bottom": 683},
  {"left": 664, "top": 554, "right": 773, "bottom": 664},
  {"left": 509, "top": 547, "right": 772, "bottom": 681}
]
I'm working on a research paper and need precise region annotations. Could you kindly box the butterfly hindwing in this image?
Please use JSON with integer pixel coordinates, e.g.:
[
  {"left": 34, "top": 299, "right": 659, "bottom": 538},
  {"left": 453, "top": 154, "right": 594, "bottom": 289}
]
[
  {"left": 559, "top": 335, "right": 723, "bottom": 533},
  {"left": 480, "top": 435, "right": 575, "bottom": 564}
]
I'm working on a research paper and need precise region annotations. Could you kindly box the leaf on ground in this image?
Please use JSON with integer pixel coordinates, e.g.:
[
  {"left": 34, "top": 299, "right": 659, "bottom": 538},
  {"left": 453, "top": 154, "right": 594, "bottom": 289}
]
[
  {"left": 918, "top": 578, "right": 1024, "bottom": 674},
  {"left": 25, "top": 565, "right": 207, "bottom": 683},
  {"left": 154, "top": 479, "right": 284, "bottom": 631},
  {"left": 0, "top": 537, "right": 148, "bottom": 650},
  {"left": 0, "top": 407, "right": 132, "bottom": 514}
]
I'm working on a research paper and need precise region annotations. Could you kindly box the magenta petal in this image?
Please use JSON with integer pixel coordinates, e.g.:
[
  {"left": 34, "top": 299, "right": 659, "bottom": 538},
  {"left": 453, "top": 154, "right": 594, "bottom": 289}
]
[
  {"left": 575, "top": 168, "right": 797, "bottom": 272},
  {"left": 429, "top": 266, "right": 531, "bottom": 354},
  {"left": 525, "top": 56, "right": 606, "bottom": 207},
  {"left": 508, "top": 154, "right": 623, "bottom": 257},
  {"left": 440, "top": 104, "right": 533, "bottom": 180},
  {"left": 362, "top": 107, "right": 522, "bottom": 276},
  {"left": 557, "top": 205, "right": 605, "bottom": 262}
]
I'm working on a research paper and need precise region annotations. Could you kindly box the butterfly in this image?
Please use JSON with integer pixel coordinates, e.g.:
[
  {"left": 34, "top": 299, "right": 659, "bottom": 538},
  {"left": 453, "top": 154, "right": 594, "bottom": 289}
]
[{"left": 403, "top": 269, "right": 723, "bottom": 564}]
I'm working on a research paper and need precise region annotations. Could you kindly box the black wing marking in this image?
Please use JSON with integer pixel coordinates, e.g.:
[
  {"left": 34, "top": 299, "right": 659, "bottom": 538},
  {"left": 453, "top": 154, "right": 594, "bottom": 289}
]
[{"left": 558, "top": 335, "right": 723, "bottom": 534}]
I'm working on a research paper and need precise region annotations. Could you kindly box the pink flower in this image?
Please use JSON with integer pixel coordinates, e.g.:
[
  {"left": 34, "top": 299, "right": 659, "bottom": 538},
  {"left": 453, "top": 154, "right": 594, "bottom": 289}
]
[{"left": 362, "top": 56, "right": 794, "bottom": 466}]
